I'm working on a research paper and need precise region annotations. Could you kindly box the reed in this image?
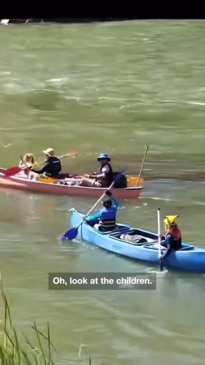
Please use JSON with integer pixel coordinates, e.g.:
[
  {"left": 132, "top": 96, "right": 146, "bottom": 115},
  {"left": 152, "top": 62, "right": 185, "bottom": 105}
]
[{"left": 0, "top": 282, "right": 92, "bottom": 364}]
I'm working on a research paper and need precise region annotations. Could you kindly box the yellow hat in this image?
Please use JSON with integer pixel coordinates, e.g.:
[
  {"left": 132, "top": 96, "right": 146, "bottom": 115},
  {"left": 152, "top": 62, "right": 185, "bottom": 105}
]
[
  {"left": 42, "top": 148, "right": 55, "bottom": 156},
  {"left": 164, "top": 215, "right": 179, "bottom": 226}
]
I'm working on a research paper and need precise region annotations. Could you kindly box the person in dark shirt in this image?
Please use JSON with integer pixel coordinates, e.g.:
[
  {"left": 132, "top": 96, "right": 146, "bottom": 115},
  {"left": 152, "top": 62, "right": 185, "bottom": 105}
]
[
  {"left": 30, "top": 148, "right": 62, "bottom": 178},
  {"left": 80, "top": 153, "right": 114, "bottom": 187},
  {"left": 158, "top": 215, "right": 182, "bottom": 261}
]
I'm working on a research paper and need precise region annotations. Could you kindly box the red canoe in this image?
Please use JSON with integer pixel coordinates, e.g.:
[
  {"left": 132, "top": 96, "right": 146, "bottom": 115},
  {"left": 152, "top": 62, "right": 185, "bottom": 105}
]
[{"left": 0, "top": 168, "right": 143, "bottom": 200}]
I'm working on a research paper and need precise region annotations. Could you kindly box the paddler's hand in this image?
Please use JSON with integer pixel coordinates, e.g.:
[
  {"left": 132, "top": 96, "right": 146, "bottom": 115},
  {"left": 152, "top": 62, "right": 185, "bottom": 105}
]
[
  {"left": 158, "top": 254, "right": 163, "bottom": 260},
  {"left": 84, "top": 174, "right": 90, "bottom": 178},
  {"left": 105, "top": 190, "right": 112, "bottom": 196}
]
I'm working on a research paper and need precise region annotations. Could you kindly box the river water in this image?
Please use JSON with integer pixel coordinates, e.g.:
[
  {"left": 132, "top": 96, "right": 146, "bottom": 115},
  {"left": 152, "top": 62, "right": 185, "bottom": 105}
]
[{"left": 0, "top": 20, "right": 205, "bottom": 364}]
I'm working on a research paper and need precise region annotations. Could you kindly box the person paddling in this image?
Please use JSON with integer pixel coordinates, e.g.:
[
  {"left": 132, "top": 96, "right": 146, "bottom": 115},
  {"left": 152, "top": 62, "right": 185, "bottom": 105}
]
[
  {"left": 80, "top": 153, "right": 114, "bottom": 187},
  {"left": 85, "top": 190, "right": 119, "bottom": 231},
  {"left": 158, "top": 215, "right": 182, "bottom": 261},
  {"left": 29, "top": 148, "right": 62, "bottom": 178}
]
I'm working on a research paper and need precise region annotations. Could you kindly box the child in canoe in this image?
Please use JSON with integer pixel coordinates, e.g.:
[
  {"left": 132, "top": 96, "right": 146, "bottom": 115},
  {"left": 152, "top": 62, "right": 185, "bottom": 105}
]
[
  {"left": 18, "top": 153, "right": 39, "bottom": 179},
  {"left": 19, "top": 153, "right": 39, "bottom": 169}
]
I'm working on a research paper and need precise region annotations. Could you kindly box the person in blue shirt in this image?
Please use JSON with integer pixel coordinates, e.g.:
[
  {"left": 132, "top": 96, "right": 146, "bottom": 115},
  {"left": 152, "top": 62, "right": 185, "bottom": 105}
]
[{"left": 85, "top": 190, "right": 119, "bottom": 231}]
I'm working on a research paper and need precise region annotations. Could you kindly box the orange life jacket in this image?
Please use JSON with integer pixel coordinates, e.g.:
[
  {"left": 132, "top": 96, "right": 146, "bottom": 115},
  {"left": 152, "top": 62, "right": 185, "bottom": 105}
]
[{"left": 166, "top": 227, "right": 182, "bottom": 249}]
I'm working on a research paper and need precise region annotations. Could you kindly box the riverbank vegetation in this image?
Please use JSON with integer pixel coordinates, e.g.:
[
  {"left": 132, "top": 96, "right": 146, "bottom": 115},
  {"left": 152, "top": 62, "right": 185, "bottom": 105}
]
[{"left": 0, "top": 285, "right": 92, "bottom": 364}]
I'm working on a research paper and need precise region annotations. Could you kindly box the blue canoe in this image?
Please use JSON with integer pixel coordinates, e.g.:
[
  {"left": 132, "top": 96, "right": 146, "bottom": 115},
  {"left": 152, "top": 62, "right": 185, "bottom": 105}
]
[{"left": 70, "top": 210, "right": 205, "bottom": 274}]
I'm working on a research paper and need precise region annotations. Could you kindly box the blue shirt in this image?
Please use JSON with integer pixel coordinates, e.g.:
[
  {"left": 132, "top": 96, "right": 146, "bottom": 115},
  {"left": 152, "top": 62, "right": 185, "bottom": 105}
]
[{"left": 85, "top": 195, "right": 119, "bottom": 227}]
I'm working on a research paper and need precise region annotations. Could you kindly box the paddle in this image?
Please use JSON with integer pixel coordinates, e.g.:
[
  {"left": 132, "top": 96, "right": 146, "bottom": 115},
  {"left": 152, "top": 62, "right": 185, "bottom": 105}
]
[
  {"left": 61, "top": 168, "right": 126, "bottom": 241},
  {"left": 136, "top": 144, "right": 149, "bottom": 186},
  {"left": 4, "top": 150, "right": 80, "bottom": 177},
  {"left": 157, "top": 208, "right": 163, "bottom": 271}
]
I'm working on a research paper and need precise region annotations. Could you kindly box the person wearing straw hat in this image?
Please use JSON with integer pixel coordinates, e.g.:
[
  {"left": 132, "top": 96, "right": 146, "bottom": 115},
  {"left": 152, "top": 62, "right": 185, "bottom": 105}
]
[
  {"left": 158, "top": 215, "right": 182, "bottom": 260},
  {"left": 30, "top": 147, "right": 62, "bottom": 178},
  {"left": 80, "top": 152, "right": 114, "bottom": 187}
]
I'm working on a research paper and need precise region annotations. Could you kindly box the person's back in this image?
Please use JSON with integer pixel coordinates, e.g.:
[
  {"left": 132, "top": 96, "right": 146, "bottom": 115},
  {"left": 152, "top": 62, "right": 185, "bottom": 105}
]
[
  {"left": 98, "top": 192, "right": 118, "bottom": 231},
  {"left": 85, "top": 190, "right": 119, "bottom": 231},
  {"left": 44, "top": 156, "right": 62, "bottom": 177},
  {"left": 30, "top": 148, "right": 62, "bottom": 178}
]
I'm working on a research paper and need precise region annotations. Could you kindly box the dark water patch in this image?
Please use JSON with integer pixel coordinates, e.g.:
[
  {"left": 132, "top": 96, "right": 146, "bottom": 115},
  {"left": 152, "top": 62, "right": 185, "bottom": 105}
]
[{"left": 26, "top": 89, "right": 61, "bottom": 111}]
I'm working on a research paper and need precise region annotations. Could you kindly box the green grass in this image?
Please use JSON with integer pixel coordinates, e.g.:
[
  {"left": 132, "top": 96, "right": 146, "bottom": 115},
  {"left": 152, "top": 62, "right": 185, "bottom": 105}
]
[{"left": 0, "top": 282, "right": 92, "bottom": 365}]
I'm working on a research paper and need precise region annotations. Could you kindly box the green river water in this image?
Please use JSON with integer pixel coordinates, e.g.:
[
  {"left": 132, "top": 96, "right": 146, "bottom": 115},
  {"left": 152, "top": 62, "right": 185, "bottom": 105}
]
[{"left": 0, "top": 20, "right": 205, "bottom": 364}]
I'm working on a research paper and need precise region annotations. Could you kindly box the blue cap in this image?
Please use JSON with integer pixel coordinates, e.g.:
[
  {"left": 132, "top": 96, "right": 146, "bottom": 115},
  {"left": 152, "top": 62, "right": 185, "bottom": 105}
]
[{"left": 97, "top": 153, "right": 111, "bottom": 161}]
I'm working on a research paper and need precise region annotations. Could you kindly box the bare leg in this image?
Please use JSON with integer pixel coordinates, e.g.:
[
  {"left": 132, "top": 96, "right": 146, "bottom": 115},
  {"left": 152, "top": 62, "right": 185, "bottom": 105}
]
[{"left": 80, "top": 177, "right": 101, "bottom": 187}]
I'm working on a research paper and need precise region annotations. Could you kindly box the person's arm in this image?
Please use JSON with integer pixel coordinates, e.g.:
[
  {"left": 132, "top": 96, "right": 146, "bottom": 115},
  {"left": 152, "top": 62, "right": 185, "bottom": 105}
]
[
  {"left": 161, "top": 234, "right": 173, "bottom": 259},
  {"left": 85, "top": 211, "right": 101, "bottom": 226},
  {"left": 90, "top": 165, "right": 109, "bottom": 179},
  {"left": 106, "top": 191, "right": 119, "bottom": 208},
  {"left": 90, "top": 172, "right": 104, "bottom": 179},
  {"left": 110, "top": 195, "right": 119, "bottom": 209},
  {"left": 19, "top": 160, "right": 25, "bottom": 168},
  {"left": 30, "top": 162, "right": 49, "bottom": 174}
]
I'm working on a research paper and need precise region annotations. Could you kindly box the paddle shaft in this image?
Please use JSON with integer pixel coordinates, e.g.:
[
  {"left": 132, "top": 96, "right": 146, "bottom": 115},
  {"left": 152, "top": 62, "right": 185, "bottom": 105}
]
[
  {"left": 38, "top": 152, "right": 75, "bottom": 165},
  {"left": 136, "top": 144, "right": 149, "bottom": 186},
  {"left": 158, "top": 208, "right": 163, "bottom": 271},
  {"left": 21, "top": 151, "right": 79, "bottom": 166}
]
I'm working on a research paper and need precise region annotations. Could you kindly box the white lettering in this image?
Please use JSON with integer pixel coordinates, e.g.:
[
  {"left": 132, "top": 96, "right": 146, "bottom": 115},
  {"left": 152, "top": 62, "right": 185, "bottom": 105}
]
[
  {"left": 69, "top": 276, "right": 88, "bottom": 285},
  {"left": 90, "top": 277, "right": 98, "bottom": 284},
  {"left": 116, "top": 277, "right": 151, "bottom": 286},
  {"left": 52, "top": 276, "right": 67, "bottom": 285},
  {"left": 100, "top": 277, "right": 114, "bottom": 285}
]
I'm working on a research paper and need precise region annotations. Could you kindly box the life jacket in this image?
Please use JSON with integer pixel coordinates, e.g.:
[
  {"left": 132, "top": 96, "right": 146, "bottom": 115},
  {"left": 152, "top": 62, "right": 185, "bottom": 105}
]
[
  {"left": 98, "top": 163, "right": 113, "bottom": 187},
  {"left": 166, "top": 227, "right": 182, "bottom": 250},
  {"left": 98, "top": 206, "right": 117, "bottom": 231},
  {"left": 44, "top": 156, "right": 62, "bottom": 177}
]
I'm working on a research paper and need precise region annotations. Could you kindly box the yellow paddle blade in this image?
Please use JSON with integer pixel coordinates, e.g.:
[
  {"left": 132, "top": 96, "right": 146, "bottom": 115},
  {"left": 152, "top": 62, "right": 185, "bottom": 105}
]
[{"left": 127, "top": 175, "right": 144, "bottom": 187}]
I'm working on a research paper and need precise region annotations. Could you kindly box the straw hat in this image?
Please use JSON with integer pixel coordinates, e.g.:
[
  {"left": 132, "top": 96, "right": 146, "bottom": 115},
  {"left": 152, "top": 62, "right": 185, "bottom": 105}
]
[
  {"left": 42, "top": 148, "right": 55, "bottom": 156},
  {"left": 164, "top": 215, "right": 179, "bottom": 226}
]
